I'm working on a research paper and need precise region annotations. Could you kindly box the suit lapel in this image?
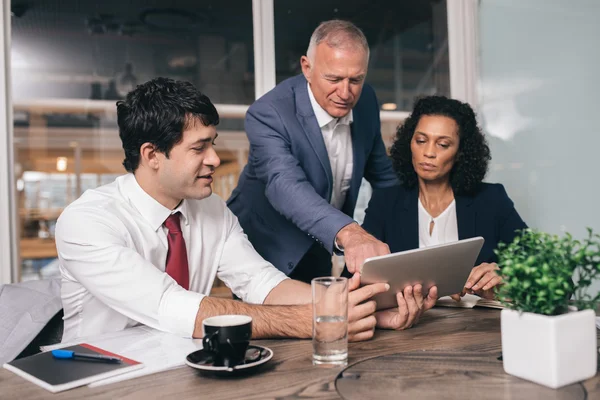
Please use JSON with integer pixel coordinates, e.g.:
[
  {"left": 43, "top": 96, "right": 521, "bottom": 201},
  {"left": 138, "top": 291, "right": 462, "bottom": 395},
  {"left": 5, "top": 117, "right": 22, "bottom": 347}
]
[
  {"left": 456, "top": 194, "right": 476, "bottom": 240},
  {"left": 295, "top": 80, "right": 333, "bottom": 196}
]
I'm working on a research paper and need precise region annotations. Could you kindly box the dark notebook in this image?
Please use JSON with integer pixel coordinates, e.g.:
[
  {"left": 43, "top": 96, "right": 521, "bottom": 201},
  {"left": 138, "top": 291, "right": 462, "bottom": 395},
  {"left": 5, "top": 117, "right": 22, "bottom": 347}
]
[{"left": 3, "top": 344, "right": 143, "bottom": 393}]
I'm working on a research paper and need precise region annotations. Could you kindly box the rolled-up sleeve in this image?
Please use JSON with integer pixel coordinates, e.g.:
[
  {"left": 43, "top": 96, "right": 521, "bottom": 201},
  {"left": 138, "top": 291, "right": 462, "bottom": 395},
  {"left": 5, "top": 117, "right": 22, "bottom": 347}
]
[
  {"left": 216, "top": 207, "right": 288, "bottom": 304},
  {"left": 55, "top": 208, "right": 203, "bottom": 337}
]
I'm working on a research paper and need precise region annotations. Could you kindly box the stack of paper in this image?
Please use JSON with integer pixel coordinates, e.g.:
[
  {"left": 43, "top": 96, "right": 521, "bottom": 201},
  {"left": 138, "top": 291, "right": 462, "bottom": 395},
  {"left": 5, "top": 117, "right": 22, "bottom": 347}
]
[
  {"left": 42, "top": 326, "right": 202, "bottom": 387},
  {"left": 436, "top": 294, "right": 504, "bottom": 309}
]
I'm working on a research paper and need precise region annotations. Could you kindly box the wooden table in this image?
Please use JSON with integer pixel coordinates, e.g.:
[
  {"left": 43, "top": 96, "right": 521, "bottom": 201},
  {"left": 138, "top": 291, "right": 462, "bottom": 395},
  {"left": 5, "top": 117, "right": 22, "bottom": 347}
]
[{"left": 1, "top": 308, "right": 598, "bottom": 399}]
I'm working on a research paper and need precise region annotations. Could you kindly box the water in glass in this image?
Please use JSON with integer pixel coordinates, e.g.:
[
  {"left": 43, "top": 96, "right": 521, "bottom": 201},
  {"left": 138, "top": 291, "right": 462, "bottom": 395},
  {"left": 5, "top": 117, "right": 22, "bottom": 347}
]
[{"left": 313, "top": 315, "right": 348, "bottom": 365}]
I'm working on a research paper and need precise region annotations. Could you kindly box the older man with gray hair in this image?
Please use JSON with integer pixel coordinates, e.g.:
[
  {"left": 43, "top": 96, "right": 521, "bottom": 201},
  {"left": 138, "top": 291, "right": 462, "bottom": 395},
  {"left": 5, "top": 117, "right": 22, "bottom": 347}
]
[{"left": 229, "top": 20, "right": 435, "bottom": 331}]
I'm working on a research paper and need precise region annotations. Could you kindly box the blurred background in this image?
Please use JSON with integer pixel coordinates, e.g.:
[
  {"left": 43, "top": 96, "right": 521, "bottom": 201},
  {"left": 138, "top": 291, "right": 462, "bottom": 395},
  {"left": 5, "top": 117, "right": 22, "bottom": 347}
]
[{"left": 0, "top": 0, "right": 598, "bottom": 295}]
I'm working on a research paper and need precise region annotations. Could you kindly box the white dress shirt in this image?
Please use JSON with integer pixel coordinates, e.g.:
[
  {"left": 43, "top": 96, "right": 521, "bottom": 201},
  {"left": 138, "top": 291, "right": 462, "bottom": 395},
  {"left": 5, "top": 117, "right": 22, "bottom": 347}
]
[
  {"left": 418, "top": 199, "right": 459, "bottom": 248},
  {"left": 55, "top": 173, "right": 288, "bottom": 342},
  {"left": 307, "top": 83, "right": 354, "bottom": 210}
]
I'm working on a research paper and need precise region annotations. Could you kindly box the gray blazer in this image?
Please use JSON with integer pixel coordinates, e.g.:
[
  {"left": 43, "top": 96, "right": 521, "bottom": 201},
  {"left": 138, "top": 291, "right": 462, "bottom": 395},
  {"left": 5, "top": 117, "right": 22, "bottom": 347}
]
[{"left": 0, "top": 278, "right": 62, "bottom": 364}]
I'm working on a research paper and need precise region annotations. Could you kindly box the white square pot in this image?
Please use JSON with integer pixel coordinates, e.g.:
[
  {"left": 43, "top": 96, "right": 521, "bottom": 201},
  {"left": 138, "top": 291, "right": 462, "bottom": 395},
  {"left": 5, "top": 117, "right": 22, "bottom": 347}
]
[{"left": 501, "top": 308, "right": 597, "bottom": 389}]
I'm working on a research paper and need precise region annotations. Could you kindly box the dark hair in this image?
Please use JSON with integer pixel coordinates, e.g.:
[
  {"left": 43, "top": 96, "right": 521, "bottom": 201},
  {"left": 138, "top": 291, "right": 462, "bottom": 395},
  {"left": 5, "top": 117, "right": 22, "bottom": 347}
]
[
  {"left": 390, "top": 95, "right": 491, "bottom": 196},
  {"left": 116, "top": 77, "right": 219, "bottom": 172}
]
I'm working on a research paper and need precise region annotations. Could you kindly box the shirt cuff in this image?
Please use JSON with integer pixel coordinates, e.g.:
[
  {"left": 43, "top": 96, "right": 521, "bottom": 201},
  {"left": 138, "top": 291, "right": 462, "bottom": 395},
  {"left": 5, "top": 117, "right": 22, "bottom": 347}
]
[
  {"left": 334, "top": 237, "right": 345, "bottom": 254},
  {"left": 333, "top": 221, "right": 359, "bottom": 255},
  {"left": 158, "top": 288, "right": 204, "bottom": 338}
]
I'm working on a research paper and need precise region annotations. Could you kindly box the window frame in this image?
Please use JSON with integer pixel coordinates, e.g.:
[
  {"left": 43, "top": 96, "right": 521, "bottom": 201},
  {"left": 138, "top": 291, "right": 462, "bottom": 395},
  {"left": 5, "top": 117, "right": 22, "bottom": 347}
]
[{"left": 1, "top": 0, "right": 18, "bottom": 284}]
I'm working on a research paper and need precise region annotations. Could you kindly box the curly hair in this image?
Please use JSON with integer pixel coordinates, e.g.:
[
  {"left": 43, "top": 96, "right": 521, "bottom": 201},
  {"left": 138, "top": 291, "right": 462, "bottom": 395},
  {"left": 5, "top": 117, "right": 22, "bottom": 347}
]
[{"left": 390, "top": 95, "right": 491, "bottom": 196}]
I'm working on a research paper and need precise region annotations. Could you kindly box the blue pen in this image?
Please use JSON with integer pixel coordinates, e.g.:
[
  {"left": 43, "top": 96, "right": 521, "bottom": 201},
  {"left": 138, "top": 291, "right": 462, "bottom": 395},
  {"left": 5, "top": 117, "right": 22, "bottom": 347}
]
[{"left": 51, "top": 349, "right": 122, "bottom": 363}]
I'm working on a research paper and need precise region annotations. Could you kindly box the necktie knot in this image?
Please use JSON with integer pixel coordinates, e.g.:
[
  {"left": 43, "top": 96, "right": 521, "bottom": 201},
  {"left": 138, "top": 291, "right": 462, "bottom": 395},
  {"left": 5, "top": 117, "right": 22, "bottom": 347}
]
[{"left": 164, "top": 213, "right": 182, "bottom": 234}]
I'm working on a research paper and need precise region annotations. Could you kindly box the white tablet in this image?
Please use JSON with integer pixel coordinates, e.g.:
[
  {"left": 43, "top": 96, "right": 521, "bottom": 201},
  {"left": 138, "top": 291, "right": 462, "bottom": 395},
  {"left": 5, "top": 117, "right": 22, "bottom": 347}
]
[{"left": 360, "top": 237, "right": 485, "bottom": 310}]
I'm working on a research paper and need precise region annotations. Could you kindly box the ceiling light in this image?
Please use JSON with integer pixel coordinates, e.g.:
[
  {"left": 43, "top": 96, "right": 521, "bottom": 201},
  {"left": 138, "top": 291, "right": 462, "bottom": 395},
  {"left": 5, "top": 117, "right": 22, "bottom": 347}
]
[{"left": 56, "top": 157, "right": 68, "bottom": 172}]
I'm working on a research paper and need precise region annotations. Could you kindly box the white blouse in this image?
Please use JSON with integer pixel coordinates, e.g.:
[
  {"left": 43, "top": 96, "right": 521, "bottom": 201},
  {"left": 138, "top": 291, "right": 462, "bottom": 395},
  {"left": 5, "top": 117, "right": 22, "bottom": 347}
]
[{"left": 418, "top": 198, "right": 459, "bottom": 248}]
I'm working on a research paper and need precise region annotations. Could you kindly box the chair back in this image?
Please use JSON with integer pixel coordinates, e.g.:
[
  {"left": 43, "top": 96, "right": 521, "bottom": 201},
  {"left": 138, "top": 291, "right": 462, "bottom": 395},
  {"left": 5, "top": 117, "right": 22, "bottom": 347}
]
[{"left": 0, "top": 278, "right": 63, "bottom": 364}]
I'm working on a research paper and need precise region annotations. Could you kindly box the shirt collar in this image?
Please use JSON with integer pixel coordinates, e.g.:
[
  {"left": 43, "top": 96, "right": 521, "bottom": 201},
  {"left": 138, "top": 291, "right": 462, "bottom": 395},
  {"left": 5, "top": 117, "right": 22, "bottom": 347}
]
[
  {"left": 121, "top": 173, "right": 190, "bottom": 232},
  {"left": 307, "top": 83, "right": 353, "bottom": 128}
]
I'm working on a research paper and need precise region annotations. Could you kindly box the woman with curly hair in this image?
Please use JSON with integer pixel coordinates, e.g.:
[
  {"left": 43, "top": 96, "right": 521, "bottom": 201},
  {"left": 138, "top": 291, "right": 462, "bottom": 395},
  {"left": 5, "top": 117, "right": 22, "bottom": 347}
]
[{"left": 361, "top": 95, "right": 527, "bottom": 299}]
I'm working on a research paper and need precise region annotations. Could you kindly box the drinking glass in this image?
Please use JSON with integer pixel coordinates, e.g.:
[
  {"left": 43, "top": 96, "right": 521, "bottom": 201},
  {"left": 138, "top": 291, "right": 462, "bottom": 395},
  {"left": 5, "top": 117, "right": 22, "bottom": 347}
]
[{"left": 311, "top": 276, "right": 348, "bottom": 366}]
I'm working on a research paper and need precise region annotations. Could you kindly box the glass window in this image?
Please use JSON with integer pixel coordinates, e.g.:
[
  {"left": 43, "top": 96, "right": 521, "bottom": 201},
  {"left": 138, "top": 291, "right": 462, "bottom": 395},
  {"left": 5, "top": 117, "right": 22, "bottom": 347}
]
[
  {"left": 11, "top": 1, "right": 253, "bottom": 281},
  {"left": 274, "top": 0, "right": 450, "bottom": 111},
  {"left": 11, "top": 1, "right": 255, "bottom": 104}
]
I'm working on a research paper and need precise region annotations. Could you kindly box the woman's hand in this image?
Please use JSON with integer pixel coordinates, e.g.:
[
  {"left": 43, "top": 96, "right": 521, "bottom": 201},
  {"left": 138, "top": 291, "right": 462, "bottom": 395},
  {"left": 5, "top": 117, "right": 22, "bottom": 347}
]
[{"left": 462, "top": 262, "right": 502, "bottom": 300}]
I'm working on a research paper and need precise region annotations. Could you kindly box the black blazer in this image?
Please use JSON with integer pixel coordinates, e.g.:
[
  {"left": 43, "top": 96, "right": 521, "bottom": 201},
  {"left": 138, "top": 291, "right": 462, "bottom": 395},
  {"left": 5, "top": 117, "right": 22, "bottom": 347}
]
[{"left": 362, "top": 183, "right": 527, "bottom": 266}]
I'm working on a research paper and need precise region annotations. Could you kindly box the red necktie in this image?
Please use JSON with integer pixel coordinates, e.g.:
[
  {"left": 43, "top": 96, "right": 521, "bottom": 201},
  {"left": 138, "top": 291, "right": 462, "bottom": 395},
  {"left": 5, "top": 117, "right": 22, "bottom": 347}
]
[{"left": 164, "top": 213, "right": 190, "bottom": 290}]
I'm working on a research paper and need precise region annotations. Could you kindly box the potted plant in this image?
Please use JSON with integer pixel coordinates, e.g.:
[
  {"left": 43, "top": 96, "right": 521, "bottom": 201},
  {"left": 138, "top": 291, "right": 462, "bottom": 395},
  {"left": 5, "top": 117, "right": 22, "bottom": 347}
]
[{"left": 495, "top": 228, "right": 599, "bottom": 389}]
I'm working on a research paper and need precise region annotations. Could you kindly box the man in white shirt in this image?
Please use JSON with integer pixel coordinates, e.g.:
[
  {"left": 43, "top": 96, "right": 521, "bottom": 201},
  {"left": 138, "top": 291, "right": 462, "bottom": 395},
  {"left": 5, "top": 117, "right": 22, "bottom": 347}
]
[{"left": 56, "top": 77, "right": 405, "bottom": 342}]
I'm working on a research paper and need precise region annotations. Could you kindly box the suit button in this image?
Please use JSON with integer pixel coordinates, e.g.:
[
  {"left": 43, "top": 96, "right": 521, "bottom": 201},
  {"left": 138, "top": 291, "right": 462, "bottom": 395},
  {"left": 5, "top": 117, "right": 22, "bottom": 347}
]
[{"left": 287, "top": 262, "right": 294, "bottom": 269}]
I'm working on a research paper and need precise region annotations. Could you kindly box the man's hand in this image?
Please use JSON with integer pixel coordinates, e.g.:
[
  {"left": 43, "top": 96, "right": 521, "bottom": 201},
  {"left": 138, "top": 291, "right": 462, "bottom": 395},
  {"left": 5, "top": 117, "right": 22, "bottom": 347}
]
[
  {"left": 375, "top": 285, "right": 437, "bottom": 330},
  {"left": 346, "top": 273, "right": 389, "bottom": 342},
  {"left": 336, "top": 223, "right": 390, "bottom": 274}
]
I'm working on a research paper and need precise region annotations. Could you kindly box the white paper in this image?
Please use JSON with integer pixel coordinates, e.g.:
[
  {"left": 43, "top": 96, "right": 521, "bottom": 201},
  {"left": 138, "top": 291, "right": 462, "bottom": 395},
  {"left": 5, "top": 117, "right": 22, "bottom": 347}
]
[
  {"left": 436, "top": 294, "right": 504, "bottom": 309},
  {"left": 42, "top": 326, "right": 202, "bottom": 387}
]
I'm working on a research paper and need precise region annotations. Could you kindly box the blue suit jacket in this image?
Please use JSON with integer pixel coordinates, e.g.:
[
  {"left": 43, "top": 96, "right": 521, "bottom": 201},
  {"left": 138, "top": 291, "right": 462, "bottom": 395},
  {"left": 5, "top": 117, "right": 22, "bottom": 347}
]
[
  {"left": 362, "top": 183, "right": 528, "bottom": 266},
  {"left": 227, "top": 75, "right": 398, "bottom": 274}
]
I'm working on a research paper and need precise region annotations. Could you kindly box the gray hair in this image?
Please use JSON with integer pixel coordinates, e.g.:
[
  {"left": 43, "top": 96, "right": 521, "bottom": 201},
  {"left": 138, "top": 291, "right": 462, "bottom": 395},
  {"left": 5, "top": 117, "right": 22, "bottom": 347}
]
[{"left": 306, "top": 20, "right": 370, "bottom": 62}]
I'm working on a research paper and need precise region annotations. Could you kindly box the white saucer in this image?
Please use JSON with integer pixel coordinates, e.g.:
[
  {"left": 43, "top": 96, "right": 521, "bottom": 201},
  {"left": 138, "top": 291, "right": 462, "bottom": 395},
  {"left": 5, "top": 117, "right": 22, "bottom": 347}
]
[{"left": 185, "top": 344, "right": 273, "bottom": 375}]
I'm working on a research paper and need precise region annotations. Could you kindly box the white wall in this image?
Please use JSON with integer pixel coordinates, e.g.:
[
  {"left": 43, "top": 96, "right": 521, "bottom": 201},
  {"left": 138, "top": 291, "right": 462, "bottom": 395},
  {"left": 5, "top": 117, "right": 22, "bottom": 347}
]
[{"left": 479, "top": 0, "right": 600, "bottom": 295}]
